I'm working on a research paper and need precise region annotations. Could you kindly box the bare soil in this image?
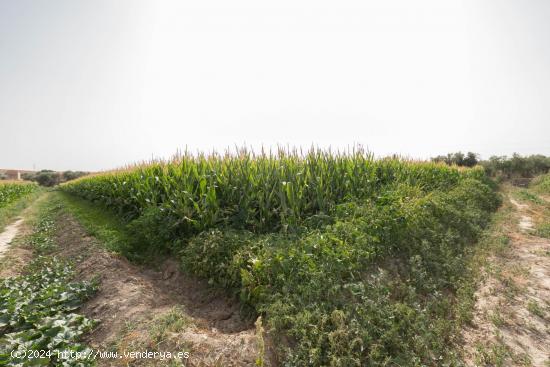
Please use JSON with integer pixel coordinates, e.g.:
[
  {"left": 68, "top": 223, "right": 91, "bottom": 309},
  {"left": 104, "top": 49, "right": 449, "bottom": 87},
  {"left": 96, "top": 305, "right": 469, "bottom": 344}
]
[
  {"left": 462, "top": 191, "right": 550, "bottom": 366},
  {"left": 0, "top": 194, "right": 47, "bottom": 277},
  {"left": 510, "top": 198, "right": 535, "bottom": 231},
  {"left": 0, "top": 218, "right": 24, "bottom": 259},
  {"left": 52, "top": 212, "right": 261, "bottom": 366}
]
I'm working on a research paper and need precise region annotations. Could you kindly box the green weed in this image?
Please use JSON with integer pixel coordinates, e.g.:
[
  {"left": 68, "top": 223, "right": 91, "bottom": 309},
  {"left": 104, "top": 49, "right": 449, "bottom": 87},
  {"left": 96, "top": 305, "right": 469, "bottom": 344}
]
[
  {"left": 489, "top": 311, "right": 506, "bottom": 327},
  {"left": 516, "top": 190, "right": 545, "bottom": 205},
  {"left": 527, "top": 300, "right": 546, "bottom": 318},
  {"left": 535, "top": 222, "right": 550, "bottom": 239},
  {"left": 149, "top": 306, "right": 190, "bottom": 344}
]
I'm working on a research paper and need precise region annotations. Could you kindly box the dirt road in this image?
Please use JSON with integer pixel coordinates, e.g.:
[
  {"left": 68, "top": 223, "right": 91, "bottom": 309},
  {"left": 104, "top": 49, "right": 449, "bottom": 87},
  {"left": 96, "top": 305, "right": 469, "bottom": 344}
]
[
  {"left": 0, "top": 218, "right": 24, "bottom": 259},
  {"left": 462, "top": 190, "right": 550, "bottom": 366}
]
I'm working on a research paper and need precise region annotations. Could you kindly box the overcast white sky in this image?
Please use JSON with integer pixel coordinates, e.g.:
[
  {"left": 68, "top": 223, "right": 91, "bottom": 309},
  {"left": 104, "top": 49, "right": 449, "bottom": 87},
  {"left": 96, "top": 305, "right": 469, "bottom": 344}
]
[{"left": 1, "top": 0, "right": 549, "bottom": 171}]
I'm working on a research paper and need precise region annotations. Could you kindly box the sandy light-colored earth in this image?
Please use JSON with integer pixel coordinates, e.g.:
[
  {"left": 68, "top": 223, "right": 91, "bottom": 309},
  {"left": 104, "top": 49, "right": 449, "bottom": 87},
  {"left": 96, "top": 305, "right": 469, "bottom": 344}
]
[
  {"left": 462, "top": 192, "right": 550, "bottom": 366},
  {"left": 0, "top": 194, "right": 48, "bottom": 277},
  {"left": 510, "top": 198, "right": 535, "bottom": 231},
  {"left": 0, "top": 218, "right": 24, "bottom": 259}
]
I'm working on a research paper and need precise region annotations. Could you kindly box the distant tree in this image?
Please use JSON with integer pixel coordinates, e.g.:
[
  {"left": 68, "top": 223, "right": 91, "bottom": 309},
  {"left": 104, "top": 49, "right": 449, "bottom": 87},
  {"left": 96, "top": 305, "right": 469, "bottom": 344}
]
[
  {"left": 531, "top": 154, "right": 550, "bottom": 174},
  {"left": 480, "top": 154, "right": 550, "bottom": 179},
  {"left": 62, "top": 171, "right": 88, "bottom": 181},
  {"left": 21, "top": 169, "right": 88, "bottom": 186},
  {"left": 33, "top": 170, "right": 61, "bottom": 187},
  {"left": 21, "top": 172, "right": 37, "bottom": 181},
  {"left": 463, "top": 152, "right": 479, "bottom": 167},
  {"left": 453, "top": 152, "right": 465, "bottom": 166},
  {"left": 432, "top": 151, "right": 478, "bottom": 167},
  {"left": 431, "top": 155, "right": 448, "bottom": 164}
]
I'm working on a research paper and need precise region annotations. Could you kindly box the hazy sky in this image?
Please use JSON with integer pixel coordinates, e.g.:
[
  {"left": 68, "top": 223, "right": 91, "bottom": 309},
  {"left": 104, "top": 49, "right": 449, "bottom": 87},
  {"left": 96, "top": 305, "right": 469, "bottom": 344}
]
[{"left": 1, "top": 0, "right": 549, "bottom": 171}]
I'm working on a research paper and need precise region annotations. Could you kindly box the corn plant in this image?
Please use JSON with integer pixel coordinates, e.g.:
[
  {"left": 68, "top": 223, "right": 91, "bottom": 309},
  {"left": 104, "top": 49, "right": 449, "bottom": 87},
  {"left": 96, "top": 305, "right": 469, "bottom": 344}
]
[
  {"left": 62, "top": 148, "right": 471, "bottom": 238},
  {"left": 0, "top": 182, "right": 38, "bottom": 209},
  {"left": 60, "top": 148, "right": 500, "bottom": 366}
]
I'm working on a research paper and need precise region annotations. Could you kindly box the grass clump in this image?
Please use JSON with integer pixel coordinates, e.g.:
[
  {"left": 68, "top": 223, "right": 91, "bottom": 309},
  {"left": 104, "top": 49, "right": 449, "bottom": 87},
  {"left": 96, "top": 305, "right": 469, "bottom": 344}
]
[
  {"left": 530, "top": 173, "right": 550, "bottom": 194},
  {"left": 526, "top": 300, "right": 546, "bottom": 319},
  {"left": 489, "top": 311, "right": 506, "bottom": 328},
  {"left": 149, "top": 306, "right": 190, "bottom": 345},
  {"left": 515, "top": 190, "right": 545, "bottom": 205},
  {"left": 474, "top": 341, "right": 532, "bottom": 367},
  {"left": 535, "top": 222, "right": 550, "bottom": 239}
]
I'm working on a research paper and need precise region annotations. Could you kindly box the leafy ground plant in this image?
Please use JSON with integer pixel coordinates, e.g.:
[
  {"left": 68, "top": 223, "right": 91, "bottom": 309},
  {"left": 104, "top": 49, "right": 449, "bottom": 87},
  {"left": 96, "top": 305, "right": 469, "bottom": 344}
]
[{"left": 0, "top": 257, "right": 97, "bottom": 366}]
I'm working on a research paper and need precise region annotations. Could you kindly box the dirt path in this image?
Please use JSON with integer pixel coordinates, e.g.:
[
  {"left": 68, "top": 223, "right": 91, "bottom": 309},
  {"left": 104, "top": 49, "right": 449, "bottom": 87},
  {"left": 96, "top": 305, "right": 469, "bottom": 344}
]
[
  {"left": 462, "top": 192, "right": 550, "bottom": 366},
  {"left": 0, "top": 193, "right": 48, "bottom": 277},
  {"left": 0, "top": 218, "right": 24, "bottom": 259},
  {"left": 53, "top": 211, "right": 261, "bottom": 367},
  {"left": 510, "top": 198, "right": 535, "bottom": 231}
]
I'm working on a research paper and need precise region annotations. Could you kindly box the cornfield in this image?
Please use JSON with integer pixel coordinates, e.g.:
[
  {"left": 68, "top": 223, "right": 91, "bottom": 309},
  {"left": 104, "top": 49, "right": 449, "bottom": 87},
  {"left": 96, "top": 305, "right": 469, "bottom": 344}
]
[
  {"left": 60, "top": 148, "right": 500, "bottom": 365},
  {"left": 0, "top": 181, "right": 38, "bottom": 209},
  {"left": 62, "top": 148, "right": 481, "bottom": 235}
]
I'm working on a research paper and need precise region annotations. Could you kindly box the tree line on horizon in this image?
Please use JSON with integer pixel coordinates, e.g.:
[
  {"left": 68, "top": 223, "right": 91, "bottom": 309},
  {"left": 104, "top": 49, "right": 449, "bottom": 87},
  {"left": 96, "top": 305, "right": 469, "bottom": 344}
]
[
  {"left": 11, "top": 170, "right": 88, "bottom": 187},
  {"left": 432, "top": 152, "right": 550, "bottom": 179}
]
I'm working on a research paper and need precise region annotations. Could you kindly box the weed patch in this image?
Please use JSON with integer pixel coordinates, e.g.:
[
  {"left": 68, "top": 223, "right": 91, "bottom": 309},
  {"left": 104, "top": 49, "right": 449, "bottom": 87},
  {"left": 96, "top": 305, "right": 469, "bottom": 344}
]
[{"left": 516, "top": 190, "right": 545, "bottom": 205}]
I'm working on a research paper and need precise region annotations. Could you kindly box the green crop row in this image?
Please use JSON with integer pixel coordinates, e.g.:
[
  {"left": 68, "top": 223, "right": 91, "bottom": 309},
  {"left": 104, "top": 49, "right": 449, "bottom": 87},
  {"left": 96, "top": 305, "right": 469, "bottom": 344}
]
[
  {"left": 61, "top": 150, "right": 500, "bottom": 365},
  {"left": 0, "top": 182, "right": 38, "bottom": 209},
  {"left": 62, "top": 150, "right": 486, "bottom": 242}
]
